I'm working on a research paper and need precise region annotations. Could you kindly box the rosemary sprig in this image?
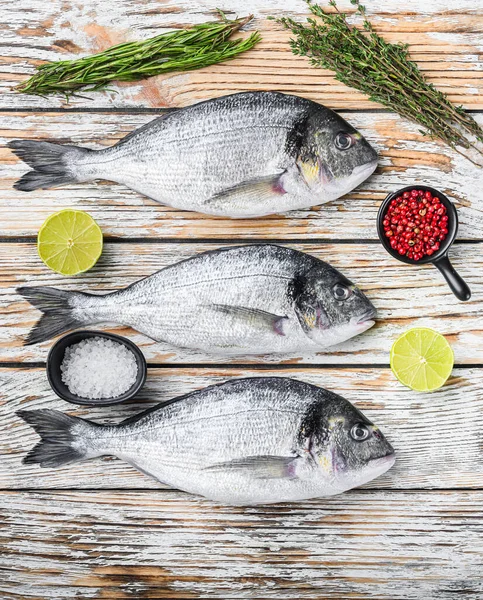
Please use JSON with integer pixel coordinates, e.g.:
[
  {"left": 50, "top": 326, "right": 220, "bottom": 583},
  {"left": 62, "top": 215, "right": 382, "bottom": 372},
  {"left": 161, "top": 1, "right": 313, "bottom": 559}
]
[
  {"left": 274, "top": 0, "right": 483, "bottom": 166},
  {"left": 16, "top": 12, "right": 260, "bottom": 98}
]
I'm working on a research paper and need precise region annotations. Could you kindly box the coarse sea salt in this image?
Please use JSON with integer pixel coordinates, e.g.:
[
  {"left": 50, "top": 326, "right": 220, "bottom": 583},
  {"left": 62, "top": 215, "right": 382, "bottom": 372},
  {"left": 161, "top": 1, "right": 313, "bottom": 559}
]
[{"left": 60, "top": 337, "right": 138, "bottom": 400}]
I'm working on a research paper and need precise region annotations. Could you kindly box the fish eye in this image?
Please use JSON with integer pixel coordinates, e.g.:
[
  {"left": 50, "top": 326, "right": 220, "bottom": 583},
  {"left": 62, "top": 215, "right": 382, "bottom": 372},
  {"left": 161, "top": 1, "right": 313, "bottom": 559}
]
[
  {"left": 350, "top": 423, "right": 370, "bottom": 441},
  {"left": 335, "top": 132, "right": 355, "bottom": 151},
  {"left": 332, "top": 283, "right": 351, "bottom": 301}
]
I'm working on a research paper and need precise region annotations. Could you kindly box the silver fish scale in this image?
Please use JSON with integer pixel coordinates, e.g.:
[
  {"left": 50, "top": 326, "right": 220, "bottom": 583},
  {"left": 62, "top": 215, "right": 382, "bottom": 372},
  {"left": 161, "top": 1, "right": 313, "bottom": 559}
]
[
  {"left": 20, "top": 378, "right": 394, "bottom": 504},
  {"left": 93, "top": 378, "right": 330, "bottom": 504},
  {"left": 117, "top": 378, "right": 307, "bottom": 462},
  {"left": 92, "top": 92, "right": 309, "bottom": 215},
  {"left": 76, "top": 245, "right": 322, "bottom": 354},
  {"left": 11, "top": 92, "right": 378, "bottom": 217}
]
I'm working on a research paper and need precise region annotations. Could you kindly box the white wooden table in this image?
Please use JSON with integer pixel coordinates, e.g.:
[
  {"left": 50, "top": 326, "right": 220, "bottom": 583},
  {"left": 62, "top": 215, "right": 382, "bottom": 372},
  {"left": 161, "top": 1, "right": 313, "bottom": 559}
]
[{"left": 1, "top": 0, "right": 483, "bottom": 597}]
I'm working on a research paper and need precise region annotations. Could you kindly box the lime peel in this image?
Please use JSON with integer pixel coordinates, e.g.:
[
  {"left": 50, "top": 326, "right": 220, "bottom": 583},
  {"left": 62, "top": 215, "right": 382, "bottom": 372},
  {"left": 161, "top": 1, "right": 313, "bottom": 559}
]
[
  {"left": 37, "top": 209, "right": 103, "bottom": 276},
  {"left": 390, "top": 327, "right": 453, "bottom": 392}
]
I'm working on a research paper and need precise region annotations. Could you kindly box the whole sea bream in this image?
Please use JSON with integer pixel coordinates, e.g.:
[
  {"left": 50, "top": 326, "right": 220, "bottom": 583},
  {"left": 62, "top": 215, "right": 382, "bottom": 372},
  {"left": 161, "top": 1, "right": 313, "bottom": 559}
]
[
  {"left": 18, "top": 378, "right": 395, "bottom": 505},
  {"left": 18, "top": 244, "right": 377, "bottom": 353},
  {"left": 8, "top": 92, "right": 378, "bottom": 217}
]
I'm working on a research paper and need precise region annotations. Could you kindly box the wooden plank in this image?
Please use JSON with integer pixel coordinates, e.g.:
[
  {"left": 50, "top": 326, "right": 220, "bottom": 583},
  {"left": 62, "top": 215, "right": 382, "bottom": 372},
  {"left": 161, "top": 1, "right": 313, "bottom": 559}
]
[
  {"left": 3, "top": 366, "right": 483, "bottom": 489},
  {"left": 2, "top": 242, "right": 481, "bottom": 364},
  {"left": 2, "top": 111, "right": 483, "bottom": 240},
  {"left": 1, "top": 489, "right": 482, "bottom": 599},
  {"left": 2, "top": 1, "right": 483, "bottom": 110}
]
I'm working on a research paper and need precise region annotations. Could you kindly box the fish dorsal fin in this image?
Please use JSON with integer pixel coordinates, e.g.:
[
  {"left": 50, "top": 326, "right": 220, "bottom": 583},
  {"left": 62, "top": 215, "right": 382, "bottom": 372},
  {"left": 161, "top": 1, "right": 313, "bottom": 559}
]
[
  {"left": 118, "top": 392, "right": 195, "bottom": 426},
  {"left": 118, "top": 110, "right": 175, "bottom": 146},
  {"left": 211, "top": 304, "right": 288, "bottom": 336},
  {"left": 203, "top": 173, "right": 287, "bottom": 211},
  {"left": 204, "top": 455, "right": 299, "bottom": 480}
]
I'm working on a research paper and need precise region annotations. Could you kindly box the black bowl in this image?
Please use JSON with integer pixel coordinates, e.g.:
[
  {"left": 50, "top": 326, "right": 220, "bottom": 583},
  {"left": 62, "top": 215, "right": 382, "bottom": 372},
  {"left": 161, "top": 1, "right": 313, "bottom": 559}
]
[
  {"left": 47, "top": 330, "right": 147, "bottom": 406},
  {"left": 377, "top": 185, "right": 471, "bottom": 301}
]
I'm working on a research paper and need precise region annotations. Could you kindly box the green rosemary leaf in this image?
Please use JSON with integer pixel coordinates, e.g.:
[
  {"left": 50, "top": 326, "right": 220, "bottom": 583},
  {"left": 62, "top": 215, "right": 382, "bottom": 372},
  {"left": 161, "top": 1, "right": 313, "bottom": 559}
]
[{"left": 16, "top": 14, "right": 260, "bottom": 98}]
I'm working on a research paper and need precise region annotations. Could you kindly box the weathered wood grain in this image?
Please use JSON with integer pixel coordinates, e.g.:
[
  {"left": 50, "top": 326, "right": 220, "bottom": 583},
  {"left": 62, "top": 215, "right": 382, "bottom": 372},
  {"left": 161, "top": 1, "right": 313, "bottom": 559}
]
[
  {"left": 2, "top": 0, "right": 483, "bottom": 110},
  {"left": 2, "top": 242, "right": 481, "bottom": 364},
  {"left": 1, "top": 489, "right": 482, "bottom": 599},
  {"left": 3, "top": 366, "right": 483, "bottom": 489},
  {"left": 3, "top": 0, "right": 483, "bottom": 593},
  {"left": 2, "top": 111, "right": 483, "bottom": 240}
]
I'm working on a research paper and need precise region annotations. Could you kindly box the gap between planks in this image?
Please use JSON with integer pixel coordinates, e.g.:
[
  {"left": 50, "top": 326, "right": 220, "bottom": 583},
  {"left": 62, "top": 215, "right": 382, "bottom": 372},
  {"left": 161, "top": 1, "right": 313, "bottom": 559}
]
[
  {"left": 0, "top": 107, "right": 438, "bottom": 114},
  {"left": 1, "top": 107, "right": 482, "bottom": 114},
  {"left": 3, "top": 362, "right": 483, "bottom": 369},
  {"left": 0, "top": 238, "right": 482, "bottom": 244},
  {"left": 1, "top": 486, "right": 483, "bottom": 492}
]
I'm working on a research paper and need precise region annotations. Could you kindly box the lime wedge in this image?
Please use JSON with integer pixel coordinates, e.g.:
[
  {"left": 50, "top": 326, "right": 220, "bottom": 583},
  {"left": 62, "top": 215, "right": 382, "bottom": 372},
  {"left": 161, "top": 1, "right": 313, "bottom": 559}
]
[
  {"left": 390, "top": 328, "right": 453, "bottom": 392},
  {"left": 37, "top": 209, "right": 103, "bottom": 276}
]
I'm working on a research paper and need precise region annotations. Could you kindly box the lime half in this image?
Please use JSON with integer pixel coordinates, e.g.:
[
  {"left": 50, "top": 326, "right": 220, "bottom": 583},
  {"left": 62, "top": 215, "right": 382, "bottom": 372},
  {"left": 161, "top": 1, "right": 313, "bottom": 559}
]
[
  {"left": 37, "top": 209, "right": 103, "bottom": 276},
  {"left": 390, "top": 327, "right": 454, "bottom": 392}
]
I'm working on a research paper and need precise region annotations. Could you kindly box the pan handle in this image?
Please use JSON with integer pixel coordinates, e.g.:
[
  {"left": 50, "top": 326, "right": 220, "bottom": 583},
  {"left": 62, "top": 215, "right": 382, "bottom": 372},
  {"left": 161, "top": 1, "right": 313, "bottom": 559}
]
[{"left": 433, "top": 255, "right": 471, "bottom": 301}]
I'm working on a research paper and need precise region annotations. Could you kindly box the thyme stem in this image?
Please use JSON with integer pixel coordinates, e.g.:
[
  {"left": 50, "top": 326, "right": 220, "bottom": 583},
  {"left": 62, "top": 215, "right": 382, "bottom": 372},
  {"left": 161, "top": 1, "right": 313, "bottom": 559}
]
[{"left": 273, "top": 0, "right": 483, "bottom": 165}]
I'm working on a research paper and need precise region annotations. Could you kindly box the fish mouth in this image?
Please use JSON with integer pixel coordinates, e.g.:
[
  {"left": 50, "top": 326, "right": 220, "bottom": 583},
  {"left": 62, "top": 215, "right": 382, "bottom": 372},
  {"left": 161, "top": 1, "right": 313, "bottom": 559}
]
[
  {"left": 351, "top": 308, "right": 377, "bottom": 330},
  {"left": 323, "top": 159, "right": 377, "bottom": 198},
  {"left": 351, "top": 159, "right": 378, "bottom": 180},
  {"left": 369, "top": 452, "right": 396, "bottom": 470}
]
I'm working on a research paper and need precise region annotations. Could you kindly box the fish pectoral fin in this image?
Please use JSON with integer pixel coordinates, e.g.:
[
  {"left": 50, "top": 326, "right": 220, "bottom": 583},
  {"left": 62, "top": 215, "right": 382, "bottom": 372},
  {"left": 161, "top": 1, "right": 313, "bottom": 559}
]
[
  {"left": 204, "top": 173, "right": 287, "bottom": 208},
  {"left": 204, "top": 455, "right": 299, "bottom": 480},
  {"left": 211, "top": 304, "right": 288, "bottom": 336}
]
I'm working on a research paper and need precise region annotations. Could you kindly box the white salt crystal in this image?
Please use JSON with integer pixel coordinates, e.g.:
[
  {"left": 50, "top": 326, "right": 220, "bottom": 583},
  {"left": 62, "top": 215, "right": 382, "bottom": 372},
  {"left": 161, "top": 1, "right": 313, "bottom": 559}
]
[{"left": 60, "top": 337, "right": 138, "bottom": 400}]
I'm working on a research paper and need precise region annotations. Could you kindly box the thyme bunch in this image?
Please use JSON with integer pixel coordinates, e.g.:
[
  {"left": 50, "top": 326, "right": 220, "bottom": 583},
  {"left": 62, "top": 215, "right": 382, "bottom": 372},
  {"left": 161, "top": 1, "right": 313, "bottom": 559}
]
[
  {"left": 275, "top": 0, "right": 483, "bottom": 166},
  {"left": 16, "top": 12, "right": 260, "bottom": 98}
]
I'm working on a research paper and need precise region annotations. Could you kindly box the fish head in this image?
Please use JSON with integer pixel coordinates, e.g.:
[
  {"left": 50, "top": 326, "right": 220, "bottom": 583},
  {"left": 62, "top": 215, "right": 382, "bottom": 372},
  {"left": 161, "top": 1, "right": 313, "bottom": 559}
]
[
  {"left": 306, "top": 395, "right": 395, "bottom": 492},
  {"left": 293, "top": 264, "right": 377, "bottom": 347},
  {"left": 296, "top": 109, "right": 378, "bottom": 197}
]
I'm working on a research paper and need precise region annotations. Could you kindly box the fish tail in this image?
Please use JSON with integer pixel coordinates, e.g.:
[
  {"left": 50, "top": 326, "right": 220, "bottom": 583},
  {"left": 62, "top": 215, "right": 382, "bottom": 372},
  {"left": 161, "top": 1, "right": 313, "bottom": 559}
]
[
  {"left": 17, "top": 409, "right": 104, "bottom": 468},
  {"left": 17, "top": 286, "right": 94, "bottom": 345},
  {"left": 8, "top": 140, "right": 96, "bottom": 191}
]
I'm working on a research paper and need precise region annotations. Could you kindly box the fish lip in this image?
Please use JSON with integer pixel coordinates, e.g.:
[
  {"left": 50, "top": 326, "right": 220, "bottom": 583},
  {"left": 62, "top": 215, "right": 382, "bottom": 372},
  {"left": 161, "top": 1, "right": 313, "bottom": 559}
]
[
  {"left": 351, "top": 159, "right": 378, "bottom": 179},
  {"left": 369, "top": 452, "right": 396, "bottom": 475},
  {"left": 358, "top": 319, "right": 375, "bottom": 330},
  {"left": 369, "top": 452, "right": 396, "bottom": 469},
  {"left": 354, "top": 307, "right": 377, "bottom": 327}
]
